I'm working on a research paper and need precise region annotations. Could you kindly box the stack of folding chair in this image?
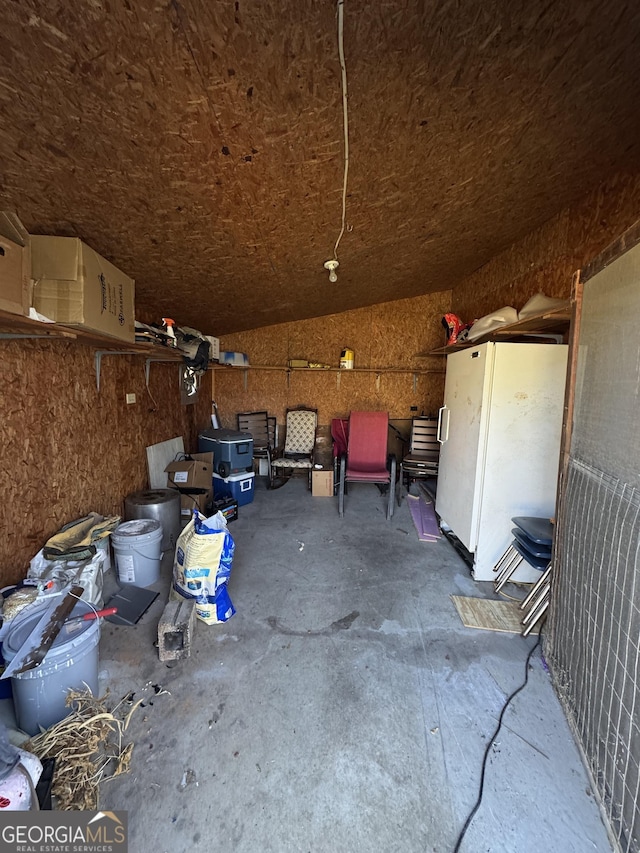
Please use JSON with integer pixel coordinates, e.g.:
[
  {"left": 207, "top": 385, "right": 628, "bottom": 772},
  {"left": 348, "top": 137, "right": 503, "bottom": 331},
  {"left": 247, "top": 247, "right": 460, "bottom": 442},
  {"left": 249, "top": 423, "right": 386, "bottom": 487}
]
[{"left": 493, "top": 516, "right": 554, "bottom": 636}]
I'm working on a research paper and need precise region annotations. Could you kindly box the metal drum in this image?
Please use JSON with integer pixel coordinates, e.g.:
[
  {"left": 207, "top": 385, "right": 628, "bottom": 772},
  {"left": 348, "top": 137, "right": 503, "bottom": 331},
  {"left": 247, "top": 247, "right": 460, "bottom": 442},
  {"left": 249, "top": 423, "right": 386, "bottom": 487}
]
[{"left": 124, "top": 489, "right": 181, "bottom": 554}]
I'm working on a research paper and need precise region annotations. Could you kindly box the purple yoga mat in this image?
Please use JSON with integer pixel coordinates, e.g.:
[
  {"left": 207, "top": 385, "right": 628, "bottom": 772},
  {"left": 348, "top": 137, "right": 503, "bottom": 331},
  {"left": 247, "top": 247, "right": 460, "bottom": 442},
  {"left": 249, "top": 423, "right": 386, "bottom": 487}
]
[{"left": 407, "top": 494, "right": 441, "bottom": 541}]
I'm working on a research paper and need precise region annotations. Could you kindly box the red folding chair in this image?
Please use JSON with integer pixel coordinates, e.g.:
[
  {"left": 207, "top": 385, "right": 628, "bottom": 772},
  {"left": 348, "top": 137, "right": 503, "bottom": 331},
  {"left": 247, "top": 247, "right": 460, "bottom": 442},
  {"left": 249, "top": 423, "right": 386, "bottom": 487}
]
[
  {"left": 331, "top": 418, "right": 349, "bottom": 459},
  {"left": 338, "top": 411, "right": 397, "bottom": 520}
]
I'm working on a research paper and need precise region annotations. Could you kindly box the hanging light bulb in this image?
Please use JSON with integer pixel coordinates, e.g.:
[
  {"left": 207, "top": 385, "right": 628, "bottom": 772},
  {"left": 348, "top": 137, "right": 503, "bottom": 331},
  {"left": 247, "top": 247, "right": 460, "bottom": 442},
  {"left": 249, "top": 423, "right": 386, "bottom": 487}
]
[{"left": 324, "top": 259, "right": 339, "bottom": 283}]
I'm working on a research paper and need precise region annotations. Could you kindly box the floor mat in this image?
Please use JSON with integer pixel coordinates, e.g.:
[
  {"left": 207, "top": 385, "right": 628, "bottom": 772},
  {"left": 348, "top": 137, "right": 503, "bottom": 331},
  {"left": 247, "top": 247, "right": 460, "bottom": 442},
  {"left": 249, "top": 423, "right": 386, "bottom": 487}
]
[
  {"left": 451, "top": 595, "right": 539, "bottom": 635},
  {"left": 105, "top": 585, "right": 159, "bottom": 626},
  {"left": 407, "top": 494, "right": 441, "bottom": 541}
]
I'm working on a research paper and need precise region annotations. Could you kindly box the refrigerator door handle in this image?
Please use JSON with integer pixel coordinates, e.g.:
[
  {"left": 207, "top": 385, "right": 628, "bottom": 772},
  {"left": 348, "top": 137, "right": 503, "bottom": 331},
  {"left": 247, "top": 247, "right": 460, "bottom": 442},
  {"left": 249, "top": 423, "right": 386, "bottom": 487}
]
[{"left": 437, "top": 405, "right": 449, "bottom": 443}]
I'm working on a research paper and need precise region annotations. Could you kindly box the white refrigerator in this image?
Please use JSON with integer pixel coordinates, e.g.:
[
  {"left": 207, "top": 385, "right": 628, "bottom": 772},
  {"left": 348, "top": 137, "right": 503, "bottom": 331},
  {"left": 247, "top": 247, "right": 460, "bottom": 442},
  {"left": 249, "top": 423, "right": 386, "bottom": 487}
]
[{"left": 435, "top": 342, "right": 568, "bottom": 581}]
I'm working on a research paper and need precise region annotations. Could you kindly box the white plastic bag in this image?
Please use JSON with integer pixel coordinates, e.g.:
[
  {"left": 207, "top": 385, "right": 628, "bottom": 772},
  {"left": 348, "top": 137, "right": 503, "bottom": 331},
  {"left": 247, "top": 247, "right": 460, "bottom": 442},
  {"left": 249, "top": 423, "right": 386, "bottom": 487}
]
[
  {"left": 467, "top": 306, "right": 518, "bottom": 341},
  {"left": 518, "top": 292, "right": 567, "bottom": 319},
  {"left": 27, "top": 549, "right": 106, "bottom": 607}
]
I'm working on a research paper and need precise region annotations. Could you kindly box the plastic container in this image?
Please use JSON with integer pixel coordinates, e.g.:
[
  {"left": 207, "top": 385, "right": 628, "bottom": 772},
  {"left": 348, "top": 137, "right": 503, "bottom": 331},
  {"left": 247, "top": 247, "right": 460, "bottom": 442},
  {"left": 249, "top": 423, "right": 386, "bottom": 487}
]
[
  {"left": 213, "top": 471, "right": 255, "bottom": 506},
  {"left": 3, "top": 601, "right": 101, "bottom": 736},
  {"left": 199, "top": 429, "right": 253, "bottom": 478},
  {"left": 111, "top": 519, "right": 163, "bottom": 587},
  {"left": 340, "top": 347, "right": 354, "bottom": 369}
]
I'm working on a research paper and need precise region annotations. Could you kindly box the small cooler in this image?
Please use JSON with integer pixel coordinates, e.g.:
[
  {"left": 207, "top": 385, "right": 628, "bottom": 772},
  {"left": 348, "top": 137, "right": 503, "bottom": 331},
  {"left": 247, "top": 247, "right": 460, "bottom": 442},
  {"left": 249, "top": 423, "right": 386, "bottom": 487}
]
[
  {"left": 213, "top": 471, "right": 255, "bottom": 506},
  {"left": 199, "top": 428, "right": 253, "bottom": 479}
]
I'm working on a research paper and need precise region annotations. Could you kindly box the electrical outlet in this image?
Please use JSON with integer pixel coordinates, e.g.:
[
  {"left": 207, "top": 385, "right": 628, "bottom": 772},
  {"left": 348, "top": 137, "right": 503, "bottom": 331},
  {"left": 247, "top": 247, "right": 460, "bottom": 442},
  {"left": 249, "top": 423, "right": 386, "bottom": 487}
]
[
  {"left": 126, "top": 393, "right": 136, "bottom": 405},
  {"left": 410, "top": 406, "right": 418, "bottom": 412}
]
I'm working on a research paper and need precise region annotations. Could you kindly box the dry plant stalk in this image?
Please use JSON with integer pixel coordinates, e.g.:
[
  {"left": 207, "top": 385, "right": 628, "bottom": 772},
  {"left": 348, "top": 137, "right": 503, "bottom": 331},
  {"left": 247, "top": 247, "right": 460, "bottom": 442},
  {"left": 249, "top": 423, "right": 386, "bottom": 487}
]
[{"left": 25, "top": 690, "right": 137, "bottom": 810}]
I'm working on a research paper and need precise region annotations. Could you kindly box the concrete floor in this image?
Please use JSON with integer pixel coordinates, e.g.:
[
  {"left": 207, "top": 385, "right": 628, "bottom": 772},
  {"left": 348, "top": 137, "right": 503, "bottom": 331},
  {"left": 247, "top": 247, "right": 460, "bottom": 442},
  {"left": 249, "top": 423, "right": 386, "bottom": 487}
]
[{"left": 98, "top": 477, "right": 612, "bottom": 853}]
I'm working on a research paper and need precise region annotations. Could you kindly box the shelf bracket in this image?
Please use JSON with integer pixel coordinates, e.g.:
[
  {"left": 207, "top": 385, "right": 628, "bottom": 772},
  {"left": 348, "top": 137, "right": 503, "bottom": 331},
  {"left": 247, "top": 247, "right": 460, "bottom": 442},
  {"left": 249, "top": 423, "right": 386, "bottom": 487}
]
[
  {"left": 94, "top": 350, "right": 139, "bottom": 392},
  {"left": 413, "top": 372, "right": 418, "bottom": 393},
  {"left": 145, "top": 357, "right": 183, "bottom": 389}
]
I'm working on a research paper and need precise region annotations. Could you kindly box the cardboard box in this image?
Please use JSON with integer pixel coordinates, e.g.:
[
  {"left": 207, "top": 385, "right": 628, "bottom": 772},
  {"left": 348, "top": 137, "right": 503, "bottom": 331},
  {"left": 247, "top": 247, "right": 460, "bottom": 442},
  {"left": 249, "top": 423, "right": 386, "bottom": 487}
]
[
  {"left": 204, "top": 335, "right": 220, "bottom": 361},
  {"left": 31, "top": 235, "right": 135, "bottom": 342},
  {"left": 312, "top": 469, "right": 334, "bottom": 497},
  {"left": 180, "top": 489, "right": 213, "bottom": 521},
  {"left": 0, "top": 212, "right": 31, "bottom": 316},
  {"left": 166, "top": 452, "right": 213, "bottom": 492}
]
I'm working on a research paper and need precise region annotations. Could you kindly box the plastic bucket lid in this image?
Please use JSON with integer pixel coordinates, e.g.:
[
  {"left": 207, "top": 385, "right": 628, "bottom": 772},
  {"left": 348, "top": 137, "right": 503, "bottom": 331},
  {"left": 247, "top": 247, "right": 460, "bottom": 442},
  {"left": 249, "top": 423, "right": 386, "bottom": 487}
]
[
  {"left": 112, "top": 519, "right": 162, "bottom": 544},
  {"left": 2, "top": 600, "right": 100, "bottom": 680}
]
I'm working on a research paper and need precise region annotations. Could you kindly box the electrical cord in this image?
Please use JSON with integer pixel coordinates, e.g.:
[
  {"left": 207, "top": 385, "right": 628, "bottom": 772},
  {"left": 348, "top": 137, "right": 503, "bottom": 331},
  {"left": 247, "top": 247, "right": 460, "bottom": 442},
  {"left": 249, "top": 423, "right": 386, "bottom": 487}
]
[
  {"left": 496, "top": 587, "right": 526, "bottom": 603},
  {"left": 452, "top": 636, "right": 542, "bottom": 853},
  {"left": 333, "top": 0, "right": 349, "bottom": 262},
  {"left": 68, "top": 587, "right": 99, "bottom": 621}
]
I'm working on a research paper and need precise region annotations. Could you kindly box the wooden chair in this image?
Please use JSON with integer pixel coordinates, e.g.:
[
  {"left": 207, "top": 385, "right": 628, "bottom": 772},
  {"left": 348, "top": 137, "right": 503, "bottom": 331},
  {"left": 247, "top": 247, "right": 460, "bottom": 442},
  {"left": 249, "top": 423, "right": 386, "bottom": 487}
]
[{"left": 271, "top": 407, "right": 318, "bottom": 488}]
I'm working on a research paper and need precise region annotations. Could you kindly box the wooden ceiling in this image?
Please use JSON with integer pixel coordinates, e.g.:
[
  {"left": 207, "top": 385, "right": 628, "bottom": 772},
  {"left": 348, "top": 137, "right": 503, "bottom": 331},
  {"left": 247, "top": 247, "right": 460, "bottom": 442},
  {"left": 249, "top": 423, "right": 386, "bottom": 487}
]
[{"left": 2, "top": 0, "right": 640, "bottom": 335}]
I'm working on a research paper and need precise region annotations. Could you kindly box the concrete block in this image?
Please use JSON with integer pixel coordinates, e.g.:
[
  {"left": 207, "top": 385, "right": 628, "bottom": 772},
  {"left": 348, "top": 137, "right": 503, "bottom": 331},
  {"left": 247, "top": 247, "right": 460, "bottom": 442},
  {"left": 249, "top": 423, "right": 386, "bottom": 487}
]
[{"left": 157, "top": 598, "right": 196, "bottom": 662}]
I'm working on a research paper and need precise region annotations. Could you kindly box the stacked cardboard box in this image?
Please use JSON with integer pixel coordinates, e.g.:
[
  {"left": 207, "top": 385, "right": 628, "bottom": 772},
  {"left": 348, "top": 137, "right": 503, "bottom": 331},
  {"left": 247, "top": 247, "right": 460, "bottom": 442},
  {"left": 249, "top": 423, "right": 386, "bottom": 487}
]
[
  {"left": 30, "top": 235, "right": 135, "bottom": 342},
  {"left": 165, "top": 453, "right": 213, "bottom": 523},
  {"left": 0, "top": 213, "right": 31, "bottom": 316}
]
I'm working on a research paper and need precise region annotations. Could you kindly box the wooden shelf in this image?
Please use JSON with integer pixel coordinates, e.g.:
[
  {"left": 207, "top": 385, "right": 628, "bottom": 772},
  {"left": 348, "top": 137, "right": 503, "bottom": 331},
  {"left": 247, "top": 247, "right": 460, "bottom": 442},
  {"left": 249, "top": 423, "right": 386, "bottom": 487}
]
[
  {"left": 417, "top": 302, "right": 572, "bottom": 356},
  {"left": 212, "top": 364, "right": 444, "bottom": 374},
  {"left": 0, "top": 308, "right": 184, "bottom": 358}
]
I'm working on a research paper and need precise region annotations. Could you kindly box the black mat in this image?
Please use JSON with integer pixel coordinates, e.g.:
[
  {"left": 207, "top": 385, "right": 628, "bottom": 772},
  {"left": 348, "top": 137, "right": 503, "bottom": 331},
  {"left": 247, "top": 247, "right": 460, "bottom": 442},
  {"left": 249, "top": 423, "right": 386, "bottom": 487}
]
[{"left": 104, "top": 585, "right": 159, "bottom": 626}]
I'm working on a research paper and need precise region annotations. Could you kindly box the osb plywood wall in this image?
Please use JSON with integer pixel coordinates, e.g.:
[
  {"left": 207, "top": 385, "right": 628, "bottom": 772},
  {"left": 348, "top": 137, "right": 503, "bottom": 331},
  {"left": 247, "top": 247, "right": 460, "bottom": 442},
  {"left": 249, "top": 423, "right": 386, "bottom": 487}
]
[
  {"left": 215, "top": 291, "right": 451, "bottom": 430},
  {"left": 0, "top": 341, "right": 210, "bottom": 585},
  {"left": 452, "top": 170, "right": 640, "bottom": 321}
]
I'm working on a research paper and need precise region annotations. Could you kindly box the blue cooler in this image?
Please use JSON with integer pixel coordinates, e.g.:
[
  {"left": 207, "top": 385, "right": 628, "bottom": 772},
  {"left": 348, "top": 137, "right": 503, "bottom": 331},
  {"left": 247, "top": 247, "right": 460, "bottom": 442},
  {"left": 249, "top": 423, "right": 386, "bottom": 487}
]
[
  {"left": 199, "top": 429, "right": 254, "bottom": 478},
  {"left": 213, "top": 471, "right": 255, "bottom": 506}
]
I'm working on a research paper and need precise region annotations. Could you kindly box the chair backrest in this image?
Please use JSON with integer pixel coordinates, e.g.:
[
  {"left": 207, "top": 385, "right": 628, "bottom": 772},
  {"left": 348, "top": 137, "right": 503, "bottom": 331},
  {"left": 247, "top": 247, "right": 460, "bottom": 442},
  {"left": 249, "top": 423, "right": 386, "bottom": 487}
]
[
  {"left": 331, "top": 418, "right": 349, "bottom": 458},
  {"left": 267, "top": 416, "right": 277, "bottom": 449},
  {"left": 237, "top": 411, "right": 272, "bottom": 450},
  {"left": 409, "top": 416, "right": 439, "bottom": 459},
  {"left": 284, "top": 408, "right": 317, "bottom": 456},
  {"left": 347, "top": 411, "right": 389, "bottom": 470}
]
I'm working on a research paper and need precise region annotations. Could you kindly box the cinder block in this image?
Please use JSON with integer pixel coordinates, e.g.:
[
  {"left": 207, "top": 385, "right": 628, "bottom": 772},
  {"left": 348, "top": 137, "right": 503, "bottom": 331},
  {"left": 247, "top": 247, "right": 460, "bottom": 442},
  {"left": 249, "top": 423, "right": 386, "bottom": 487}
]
[{"left": 157, "top": 599, "right": 196, "bottom": 662}]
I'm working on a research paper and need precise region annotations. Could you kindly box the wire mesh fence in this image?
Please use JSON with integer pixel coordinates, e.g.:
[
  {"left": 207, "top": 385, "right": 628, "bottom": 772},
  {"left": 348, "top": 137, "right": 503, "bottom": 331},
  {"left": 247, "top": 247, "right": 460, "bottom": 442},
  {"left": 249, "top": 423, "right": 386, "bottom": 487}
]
[{"left": 550, "top": 459, "right": 640, "bottom": 853}]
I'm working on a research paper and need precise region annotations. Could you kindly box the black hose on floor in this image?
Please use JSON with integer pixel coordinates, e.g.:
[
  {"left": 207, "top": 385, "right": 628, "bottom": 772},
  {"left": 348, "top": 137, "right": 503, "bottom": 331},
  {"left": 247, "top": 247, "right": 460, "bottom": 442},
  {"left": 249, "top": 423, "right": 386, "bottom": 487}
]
[{"left": 452, "top": 636, "right": 542, "bottom": 853}]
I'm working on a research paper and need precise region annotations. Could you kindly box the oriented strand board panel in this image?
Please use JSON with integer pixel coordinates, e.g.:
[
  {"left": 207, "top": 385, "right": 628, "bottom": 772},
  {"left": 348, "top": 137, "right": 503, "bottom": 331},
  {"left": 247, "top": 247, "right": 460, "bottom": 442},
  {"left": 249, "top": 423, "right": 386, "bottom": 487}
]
[
  {"left": 0, "top": 340, "right": 211, "bottom": 584},
  {"left": 215, "top": 291, "right": 449, "bottom": 428},
  {"left": 2, "top": 1, "right": 640, "bottom": 334},
  {"left": 452, "top": 171, "right": 640, "bottom": 321}
]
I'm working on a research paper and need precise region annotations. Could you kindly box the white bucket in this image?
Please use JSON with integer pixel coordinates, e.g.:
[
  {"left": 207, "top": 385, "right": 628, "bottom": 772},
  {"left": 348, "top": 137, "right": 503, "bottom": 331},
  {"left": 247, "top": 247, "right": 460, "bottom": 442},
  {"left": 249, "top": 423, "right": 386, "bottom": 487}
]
[
  {"left": 3, "top": 601, "right": 101, "bottom": 736},
  {"left": 112, "top": 519, "right": 163, "bottom": 588}
]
